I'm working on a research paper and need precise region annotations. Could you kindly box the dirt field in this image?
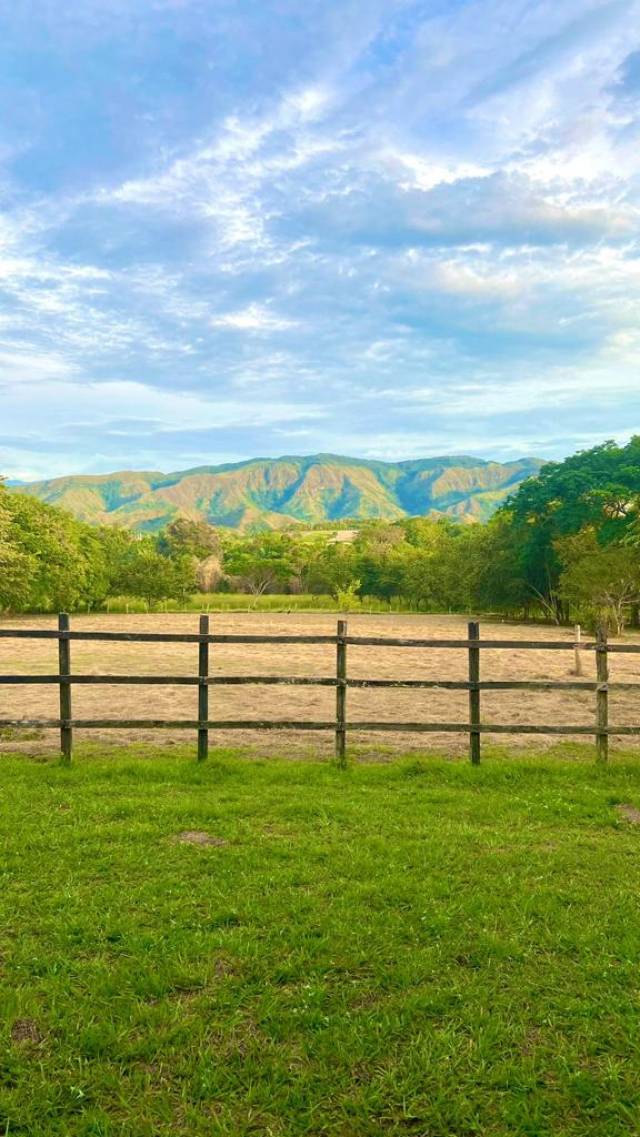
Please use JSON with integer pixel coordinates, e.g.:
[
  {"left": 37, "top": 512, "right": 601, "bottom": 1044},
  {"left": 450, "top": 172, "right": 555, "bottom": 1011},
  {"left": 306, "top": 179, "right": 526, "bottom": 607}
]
[{"left": 1, "top": 612, "right": 639, "bottom": 758}]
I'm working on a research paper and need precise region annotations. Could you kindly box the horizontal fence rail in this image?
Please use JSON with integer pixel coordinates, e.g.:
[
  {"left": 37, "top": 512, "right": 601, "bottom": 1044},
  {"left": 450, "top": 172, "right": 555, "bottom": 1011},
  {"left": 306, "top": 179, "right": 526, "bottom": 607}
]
[{"left": 1, "top": 616, "right": 640, "bottom": 764}]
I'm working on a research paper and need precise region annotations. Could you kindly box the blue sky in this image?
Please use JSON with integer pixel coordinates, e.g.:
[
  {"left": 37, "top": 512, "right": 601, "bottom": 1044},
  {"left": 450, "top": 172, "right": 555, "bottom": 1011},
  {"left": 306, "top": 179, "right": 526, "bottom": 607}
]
[{"left": 0, "top": 0, "right": 639, "bottom": 480}]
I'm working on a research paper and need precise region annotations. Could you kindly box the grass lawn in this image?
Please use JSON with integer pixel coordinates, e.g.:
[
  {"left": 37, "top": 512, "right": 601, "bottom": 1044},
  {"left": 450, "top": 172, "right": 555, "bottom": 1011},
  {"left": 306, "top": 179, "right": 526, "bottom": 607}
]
[{"left": 2, "top": 748, "right": 640, "bottom": 1135}]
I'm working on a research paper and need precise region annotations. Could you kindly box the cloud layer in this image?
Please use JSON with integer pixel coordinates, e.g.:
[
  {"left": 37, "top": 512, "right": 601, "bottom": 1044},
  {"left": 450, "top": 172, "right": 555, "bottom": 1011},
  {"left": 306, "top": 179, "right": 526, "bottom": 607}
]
[{"left": 0, "top": 0, "right": 639, "bottom": 478}]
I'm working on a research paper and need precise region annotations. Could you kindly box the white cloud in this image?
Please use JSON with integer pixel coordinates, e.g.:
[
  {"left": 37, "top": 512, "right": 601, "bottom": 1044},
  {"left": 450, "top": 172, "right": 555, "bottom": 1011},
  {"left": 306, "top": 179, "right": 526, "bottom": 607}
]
[
  {"left": 1, "top": 0, "right": 640, "bottom": 478},
  {"left": 210, "top": 304, "right": 298, "bottom": 332},
  {"left": 1, "top": 376, "right": 325, "bottom": 431}
]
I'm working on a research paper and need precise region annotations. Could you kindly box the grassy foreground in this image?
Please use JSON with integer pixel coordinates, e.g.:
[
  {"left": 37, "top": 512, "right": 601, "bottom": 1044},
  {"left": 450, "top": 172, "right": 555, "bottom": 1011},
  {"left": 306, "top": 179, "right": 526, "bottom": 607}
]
[{"left": 2, "top": 750, "right": 640, "bottom": 1136}]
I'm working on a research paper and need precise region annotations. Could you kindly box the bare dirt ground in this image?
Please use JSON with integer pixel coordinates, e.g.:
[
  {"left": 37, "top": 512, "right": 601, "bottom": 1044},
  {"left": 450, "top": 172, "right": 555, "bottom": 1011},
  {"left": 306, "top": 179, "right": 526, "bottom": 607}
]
[{"left": 1, "top": 612, "right": 639, "bottom": 758}]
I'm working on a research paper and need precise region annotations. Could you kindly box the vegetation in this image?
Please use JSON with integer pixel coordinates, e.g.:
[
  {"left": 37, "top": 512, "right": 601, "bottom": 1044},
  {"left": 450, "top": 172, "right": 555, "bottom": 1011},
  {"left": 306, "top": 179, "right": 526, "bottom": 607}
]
[
  {"left": 2, "top": 438, "right": 640, "bottom": 628},
  {"left": 3, "top": 748, "right": 640, "bottom": 1135},
  {"left": 103, "top": 592, "right": 419, "bottom": 614},
  {"left": 16, "top": 453, "right": 542, "bottom": 531}
]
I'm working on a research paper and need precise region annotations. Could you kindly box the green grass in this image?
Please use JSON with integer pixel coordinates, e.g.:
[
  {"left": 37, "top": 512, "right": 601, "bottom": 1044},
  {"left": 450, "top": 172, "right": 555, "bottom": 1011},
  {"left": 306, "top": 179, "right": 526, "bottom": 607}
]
[
  {"left": 3, "top": 748, "right": 640, "bottom": 1135},
  {"left": 102, "top": 593, "right": 423, "bottom": 614}
]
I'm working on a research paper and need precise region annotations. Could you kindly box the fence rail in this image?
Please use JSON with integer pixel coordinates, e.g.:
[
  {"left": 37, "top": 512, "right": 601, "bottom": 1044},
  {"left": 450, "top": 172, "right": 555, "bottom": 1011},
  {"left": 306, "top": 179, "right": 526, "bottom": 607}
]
[{"left": 1, "top": 616, "right": 640, "bottom": 764}]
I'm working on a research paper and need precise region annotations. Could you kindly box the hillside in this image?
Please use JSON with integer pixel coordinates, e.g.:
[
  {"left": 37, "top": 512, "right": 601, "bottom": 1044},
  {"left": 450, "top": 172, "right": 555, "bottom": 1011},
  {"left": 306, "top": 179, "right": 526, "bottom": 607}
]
[{"left": 17, "top": 453, "right": 543, "bottom": 531}]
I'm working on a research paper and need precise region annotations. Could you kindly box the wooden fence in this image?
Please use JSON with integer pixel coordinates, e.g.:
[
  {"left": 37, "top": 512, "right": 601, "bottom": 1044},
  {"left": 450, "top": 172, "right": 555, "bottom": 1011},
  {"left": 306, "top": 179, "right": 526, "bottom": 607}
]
[{"left": 1, "top": 616, "right": 640, "bottom": 764}]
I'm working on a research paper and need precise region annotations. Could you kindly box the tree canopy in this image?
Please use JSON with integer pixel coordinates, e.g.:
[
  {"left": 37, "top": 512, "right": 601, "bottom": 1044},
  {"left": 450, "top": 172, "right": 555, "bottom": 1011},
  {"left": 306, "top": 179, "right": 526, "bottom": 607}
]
[{"left": 2, "top": 438, "right": 639, "bottom": 629}]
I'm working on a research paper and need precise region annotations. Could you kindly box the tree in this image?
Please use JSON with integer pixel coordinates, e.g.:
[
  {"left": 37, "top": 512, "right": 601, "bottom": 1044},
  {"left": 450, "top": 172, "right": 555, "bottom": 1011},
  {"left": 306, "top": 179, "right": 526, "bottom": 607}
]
[
  {"left": 223, "top": 533, "right": 297, "bottom": 596},
  {"left": 503, "top": 437, "right": 640, "bottom": 618},
  {"left": 0, "top": 483, "right": 35, "bottom": 612},
  {"left": 303, "top": 542, "right": 361, "bottom": 598},
  {"left": 556, "top": 528, "right": 640, "bottom": 634},
  {"left": 157, "top": 518, "right": 220, "bottom": 561},
  {"left": 0, "top": 488, "right": 115, "bottom": 613},
  {"left": 113, "top": 541, "right": 196, "bottom": 609},
  {"left": 157, "top": 519, "right": 223, "bottom": 592}
]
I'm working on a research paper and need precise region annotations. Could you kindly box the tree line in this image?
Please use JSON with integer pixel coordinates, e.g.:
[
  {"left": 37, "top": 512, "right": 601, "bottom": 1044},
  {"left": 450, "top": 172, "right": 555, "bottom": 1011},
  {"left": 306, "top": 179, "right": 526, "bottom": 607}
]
[{"left": 2, "top": 437, "right": 640, "bottom": 630}]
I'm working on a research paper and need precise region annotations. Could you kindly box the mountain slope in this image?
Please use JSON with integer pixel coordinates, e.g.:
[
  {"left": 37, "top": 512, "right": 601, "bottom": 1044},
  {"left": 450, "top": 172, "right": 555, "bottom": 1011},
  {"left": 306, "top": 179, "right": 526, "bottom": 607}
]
[{"left": 17, "top": 454, "right": 544, "bottom": 531}]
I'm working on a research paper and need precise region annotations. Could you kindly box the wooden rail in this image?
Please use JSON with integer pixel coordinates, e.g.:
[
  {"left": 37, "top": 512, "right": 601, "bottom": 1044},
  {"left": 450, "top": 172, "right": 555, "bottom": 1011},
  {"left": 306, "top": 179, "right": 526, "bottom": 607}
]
[{"left": 1, "top": 617, "right": 640, "bottom": 763}]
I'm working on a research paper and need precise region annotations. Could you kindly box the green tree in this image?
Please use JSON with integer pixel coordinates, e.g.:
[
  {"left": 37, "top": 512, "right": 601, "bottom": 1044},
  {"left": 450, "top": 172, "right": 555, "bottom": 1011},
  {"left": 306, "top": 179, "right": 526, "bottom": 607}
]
[
  {"left": 556, "top": 528, "right": 640, "bottom": 635},
  {"left": 504, "top": 437, "right": 640, "bottom": 619},
  {"left": 0, "top": 482, "right": 36, "bottom": 611},
  {"left": 0, "top": 488, "right": 112, "bottom": 612},
  {"left": 113, "top": 541, "right": 196, "bottom": 609},
  {"left": 157, "top": 518, "right": 220, "bottom": 561},
  {"left": 223, "top": 533, "right": 297, "bottom": 595},
  {"left": 303, "top": 542, "right": 361, "bottom": 599}
]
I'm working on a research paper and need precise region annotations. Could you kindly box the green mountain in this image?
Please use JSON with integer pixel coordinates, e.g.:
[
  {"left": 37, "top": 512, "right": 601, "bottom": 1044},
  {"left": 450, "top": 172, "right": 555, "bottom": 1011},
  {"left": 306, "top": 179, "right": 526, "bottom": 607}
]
[{"left": 17, "top": 453, "right": 544, "bottom": 532}]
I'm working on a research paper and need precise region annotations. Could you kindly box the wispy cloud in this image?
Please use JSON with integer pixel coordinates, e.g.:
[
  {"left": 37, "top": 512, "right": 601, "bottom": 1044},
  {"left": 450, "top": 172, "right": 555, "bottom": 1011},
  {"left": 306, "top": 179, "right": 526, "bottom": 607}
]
[{"left": 0, "top": 0, "right": 638, "bottom": 478}]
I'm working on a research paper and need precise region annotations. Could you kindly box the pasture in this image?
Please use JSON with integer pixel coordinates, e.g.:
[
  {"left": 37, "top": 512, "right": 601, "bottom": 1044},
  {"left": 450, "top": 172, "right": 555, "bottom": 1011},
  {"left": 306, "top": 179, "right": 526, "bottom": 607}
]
[
  {"left": 2, "top": 751, "right": 640, "bottom": 1135},
  {"left": 2, "top": 613, "right": 640, "bottom": 758}
]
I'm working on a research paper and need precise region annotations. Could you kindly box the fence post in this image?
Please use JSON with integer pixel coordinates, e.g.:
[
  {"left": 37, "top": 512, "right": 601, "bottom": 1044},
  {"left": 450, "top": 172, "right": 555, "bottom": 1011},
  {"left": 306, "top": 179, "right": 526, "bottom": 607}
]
[
  {"left": 595, "top": 623, "right": 609, "bottom": 764},
  {"left": 468, "top": 620, "right": 481, "bottom": 765},
  {"left": 573, "top": 624, "right": 583, "bottom": 676},
  {"left": 198, "top": 614, "right": 209, "bottom": 762},
  {"left": 336, "top": 618, "right": 347, "bottom": 766},
  {"left": 58, "top": 613, "right": 72, "bottom": 763}
]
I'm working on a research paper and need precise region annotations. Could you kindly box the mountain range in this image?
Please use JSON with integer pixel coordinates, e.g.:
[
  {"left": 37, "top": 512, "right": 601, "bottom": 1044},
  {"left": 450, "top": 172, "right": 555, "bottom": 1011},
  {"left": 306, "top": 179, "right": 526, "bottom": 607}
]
[{"left": 16, "top": 453, "right": 544, "bottom": 531}]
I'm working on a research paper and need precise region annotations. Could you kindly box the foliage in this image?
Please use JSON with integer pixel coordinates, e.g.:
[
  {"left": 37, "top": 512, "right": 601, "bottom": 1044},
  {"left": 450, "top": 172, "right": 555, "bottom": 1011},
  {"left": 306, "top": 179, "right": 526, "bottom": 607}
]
[
  {"left": 0, "top": 484, "right": 114, "bottom": 613},
  {"left": 111, "top": 540, "right": 197, "bottom": 610},
  {"left": 556, "top": 528, "right": 640, "bottom": 634},
  {"left": 157, "top": 518, "right": 220, "bottom": 561},
  {"left": 335, "top": 580, "right": 362, "bottom": 610},
  {"left": 222, "top": 532, "right": 301, "bottom": 596},
  {"left": 504, "top": 437, "right": 640, "bottom": 619},
  {"left": 17, "top": 453, "right": 543, "bottom": 530},
  {"left": 3, "top": 438, "right": 640, "bottom": 624}
]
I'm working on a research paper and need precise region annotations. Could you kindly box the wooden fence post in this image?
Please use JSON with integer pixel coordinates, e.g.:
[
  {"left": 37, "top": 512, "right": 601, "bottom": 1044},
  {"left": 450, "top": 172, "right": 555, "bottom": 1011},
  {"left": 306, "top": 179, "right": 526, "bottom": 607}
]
[
  {"left": 336, "top": 618, "right": 347, "bottom": 766},
  {"left": 595, "top": 623, "right": 609, "bottom": 763},
  {"left": 468, "top": 620, "right": 481, "bottom": 765},
  {"left": 573, "top": 624, "right": 583, "bottom": 676},
  {"left": 198, "top": 614, "right": 209, "bottom": 761},
  {"left": 58, "top": 613, "right": 72, "bottom": 762}
]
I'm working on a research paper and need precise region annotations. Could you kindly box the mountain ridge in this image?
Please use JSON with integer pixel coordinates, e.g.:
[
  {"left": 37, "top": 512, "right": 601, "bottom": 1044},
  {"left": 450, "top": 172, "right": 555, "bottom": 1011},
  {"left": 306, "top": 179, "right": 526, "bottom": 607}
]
[{"left": 16, "top": 453, "right": 544, "bottom": 531}]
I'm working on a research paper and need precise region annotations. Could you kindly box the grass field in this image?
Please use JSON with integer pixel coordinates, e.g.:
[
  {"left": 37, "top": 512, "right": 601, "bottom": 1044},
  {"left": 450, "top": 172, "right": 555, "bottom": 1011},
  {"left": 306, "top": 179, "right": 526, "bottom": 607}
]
[{"left": 3, "top": 749, "right": 640, "bottom": 1135}]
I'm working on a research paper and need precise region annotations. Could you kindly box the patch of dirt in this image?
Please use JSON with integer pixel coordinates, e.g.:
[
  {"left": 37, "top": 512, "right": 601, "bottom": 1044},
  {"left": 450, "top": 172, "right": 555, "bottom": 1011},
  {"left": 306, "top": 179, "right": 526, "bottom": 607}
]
[
  {"left": 172, "top": 830, "right": 228, "bottom": 846},
  {"left": 616, "top": 804, "right": 640, "bottom": 825},
  {"left": 213, "top": 956, "right": 237, "bottom": 978},
  {"left": 11, "top": 1018, "right": 43, "bottom": 1045}
]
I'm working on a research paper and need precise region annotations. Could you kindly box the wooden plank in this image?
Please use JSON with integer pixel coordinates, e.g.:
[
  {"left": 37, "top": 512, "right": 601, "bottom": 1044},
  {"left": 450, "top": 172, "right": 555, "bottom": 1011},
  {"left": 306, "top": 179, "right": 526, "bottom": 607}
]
[
  {"left": 2, "top": 718, "right": 640, "bottom": 735},
  {"left": 5, "top": 675, "right": 638, "bottom": 692},
  {"left": 0, "top": 629, "right": 67, "bottom": 640},
  {"left": 348, "top": 636, "right": 640, "bottom": 654},
  {"left": 468, "top": 621, "right": 481, "bottom": 764},
  {"left": 336, "top": 618, "right": 347, "bottom": 766},
  {"left": 198, "top": 614, "right": 209, "bottom": 762},
  {"left": 71, "top": 719, "right": 337, "bottom": 730},
  {"left": 345, "top": 723, "right": 614, "bottom": 735},
  {"left": 0, "top": 629, "right": 203, "bottom": 642},
  {"left": 596, "top": 624, "right": 609, "bottom": 763},
  {"left": 0, "top": 630, "right": 337, "bottom": 644},
  {"left": 206, "top": 634, "right": 336, "bottom": 644},
  {"left": 0, "top": 675, "right": 201, "bottom": 685},
  {"left": 207, "top": 676, "right": 338, "bottom": 687},
  {"left": 2, "top": 625, "right": 640, "bottom": 652},
  {"left": 58, "top": 614, "right": 72, "bottom": 762}
]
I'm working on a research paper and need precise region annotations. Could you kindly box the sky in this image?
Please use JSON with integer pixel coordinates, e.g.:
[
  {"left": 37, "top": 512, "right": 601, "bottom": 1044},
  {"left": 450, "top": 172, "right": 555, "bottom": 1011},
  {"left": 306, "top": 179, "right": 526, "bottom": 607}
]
[{"left": 0, "top": 0, "right": 639, "bottom": 481}]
